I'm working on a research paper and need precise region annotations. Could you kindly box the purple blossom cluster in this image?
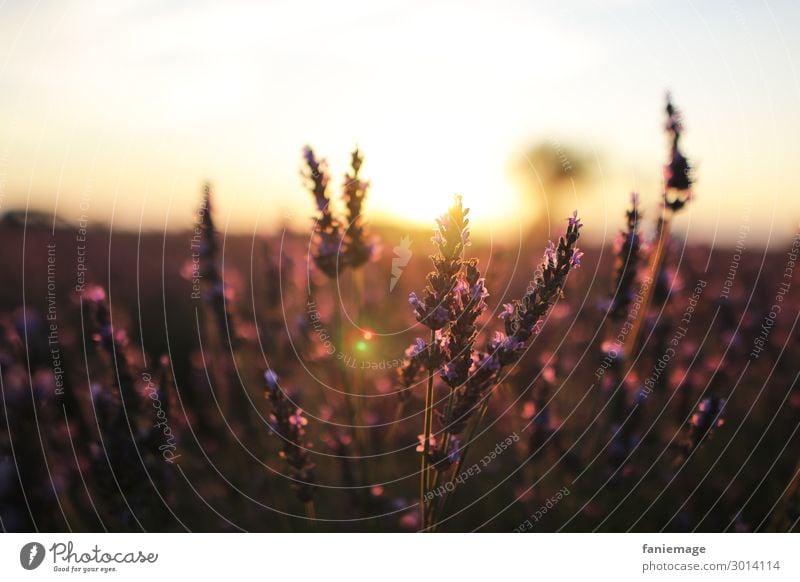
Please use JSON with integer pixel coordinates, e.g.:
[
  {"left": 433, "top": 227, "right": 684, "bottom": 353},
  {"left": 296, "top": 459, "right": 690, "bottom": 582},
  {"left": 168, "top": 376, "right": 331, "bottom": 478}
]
[
  {"left": 303, "top": 146, "right": 375, "bottom": 278},
  {"left": 264, "top": 370, "right": 316, "bottom": 504}
]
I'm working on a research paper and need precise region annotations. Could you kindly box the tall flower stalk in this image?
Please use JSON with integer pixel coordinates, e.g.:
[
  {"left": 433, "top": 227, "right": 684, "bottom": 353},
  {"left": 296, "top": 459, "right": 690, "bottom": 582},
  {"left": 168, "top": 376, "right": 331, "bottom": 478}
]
[
  {"left": 304, "top": 147, "right": 343, "bottom": 279},
  {"left": 429, "top": 212, "right": 583, "bottom": 528},
  {"left": 302, "top": 146, "right": 377, "bottom": 471},
  {"left": 264, "top": 370, "right": 317, "bottom": 519},
  {"left": 595, "top": 193, "right": 645, "bottom": 474},
  {"left": 609, "top": 192, "right": 644, "bottom": 323},
  {"left": 407, "top": 195, "right": 470, "bottom": 528},
  {"left": 195, "top": 184, "right": 252, "bottom": 436},
  {"left": 304, "top": 145, "right": 375, "bottom": 277},
  {"left": 341, "top": 147, "right": 374, "bottom": 461},
  {"left": 341, "top": 147, "right": 373, "bottom": 270},
  {"left": 84, "top": 286, "right": 147, "bottom": 529},
  {"left": 198, "top": 183, "right": 239, "bottom": 351},
  {"left": 404, "top": 198, "right": 583, "bottom": 530},
  {"left": 627, "top": 94, "right": 693, "bottom": 355}
]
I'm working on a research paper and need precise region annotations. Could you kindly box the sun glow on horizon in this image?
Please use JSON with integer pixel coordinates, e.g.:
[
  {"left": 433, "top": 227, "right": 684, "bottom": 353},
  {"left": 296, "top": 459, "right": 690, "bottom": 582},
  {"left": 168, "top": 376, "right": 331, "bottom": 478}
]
[
  {"left": 358, "top": 142, "right": 528, "bottom": 233},
  {"left": 1, "top": 1, "right": 799, "bottom": 246}
]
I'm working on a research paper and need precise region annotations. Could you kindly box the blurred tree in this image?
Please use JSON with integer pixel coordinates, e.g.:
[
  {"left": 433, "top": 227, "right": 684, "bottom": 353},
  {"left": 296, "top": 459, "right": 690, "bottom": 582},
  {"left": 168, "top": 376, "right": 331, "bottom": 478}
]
[{"left": 511, "top": 141, "right": 595, "bottom": 234}]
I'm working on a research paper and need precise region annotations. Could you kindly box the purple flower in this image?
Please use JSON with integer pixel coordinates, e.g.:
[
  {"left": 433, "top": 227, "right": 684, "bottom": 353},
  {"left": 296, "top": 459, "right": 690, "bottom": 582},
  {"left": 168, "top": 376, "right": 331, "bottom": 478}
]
[
  {"left": 263, "top": 369, "right": 316, "bottom": 503},
  {"left": 264, "top": 370, "right": 280, "bottom": 393},
  {"left": 544, "top": 241, "right": 556, "bottom": 265},
  {"left": 416, "top": 434, "right": 437, "bottom": 453},
  {"left": 665, "top": 149, "right": 692, "bottom": 191},
  {"left": 608, "top": 192, "right": 643, "bottom": 321},
  {"left": 407, "top": 337, "right": 428, "bottom": 358},
  {"left": 499, "top": 303, "right": 516, "bottom": 320},
  {"left": 663, "top": 94, "right": 694, "bottom": 203},
  {"left": 567, "top": 210, "right": 583, "bottom": 229},
  {"left": 571, "top": 248, "right": 584, "bottom": 268}
]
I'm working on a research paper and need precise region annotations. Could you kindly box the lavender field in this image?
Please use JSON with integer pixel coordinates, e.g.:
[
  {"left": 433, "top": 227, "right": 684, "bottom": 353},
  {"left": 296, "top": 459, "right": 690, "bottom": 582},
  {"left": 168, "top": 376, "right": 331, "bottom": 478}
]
[{"left": 1, "top": 94, "right": 799, "bottom": 533}]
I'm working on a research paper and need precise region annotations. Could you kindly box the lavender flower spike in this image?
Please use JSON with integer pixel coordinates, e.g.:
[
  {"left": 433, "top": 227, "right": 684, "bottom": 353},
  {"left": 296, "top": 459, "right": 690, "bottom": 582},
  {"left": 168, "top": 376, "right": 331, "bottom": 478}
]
[
  {"left": 443, "top": 212, "right": 583, "bottom": 437},
  {"left": 495, "top": 210, "right": 583, "bottom": 365},
  {"left": 303, "top": 146, "right": 344, "bottom": 279},
  {"left": 342, "top": 147, "right": 374, "bottom": 269},
  {"left": 609, "top": 192, "right": 643, "bottom": 321},
  {"left": 409, "top": 195, "right": 470, "bottom": 330},
  {"left": 264, "top": 370, "right": 316, "bottom": 504},
  {"left": 663, "top": 93, "right": 693, "bottom": 211}
]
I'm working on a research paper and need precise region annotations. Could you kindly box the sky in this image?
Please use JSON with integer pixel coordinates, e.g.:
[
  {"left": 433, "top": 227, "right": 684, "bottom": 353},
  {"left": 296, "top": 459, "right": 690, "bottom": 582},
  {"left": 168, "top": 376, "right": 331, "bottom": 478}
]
[{"left": 1, "top": 0, "right": 799, "bottom": 245}]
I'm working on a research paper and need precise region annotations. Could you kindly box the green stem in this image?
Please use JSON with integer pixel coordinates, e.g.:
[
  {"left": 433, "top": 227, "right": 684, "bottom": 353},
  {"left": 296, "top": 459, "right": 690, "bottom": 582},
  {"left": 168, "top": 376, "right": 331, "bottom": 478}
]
[
  {"left": 305, "top": 500, "right": 317, "bottom": 530},
  {"left": 351, "top": 268, "right": 367, "bottom": 458},
  {"left": 427, "top": 387, "right": 456, "bottom": 522},
  {"left": 626, "top": 210, "right": 672, "bottom": 356},
  {"left": 431, "top": 387, "right": 494, "bottom": 530},
  {"left": 345, "top": 268, "right": 369, "bottom": 492},
  {"left": 420, "top": 329, "right": 436, "bottom": 530},
  {"left": 332, "top": 284, "right": 357, "bottom": 440}
]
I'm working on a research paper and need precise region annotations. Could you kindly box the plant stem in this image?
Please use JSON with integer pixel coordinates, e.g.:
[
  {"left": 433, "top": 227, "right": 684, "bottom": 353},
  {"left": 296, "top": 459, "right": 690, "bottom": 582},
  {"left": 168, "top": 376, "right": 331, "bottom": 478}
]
[
  {"left": 331, "top": 282, "right": 358, "bottom": 441},
  {"left": 305, "top": 500, "right": 317, "bottom": 527},
  {"left": 420, "top": 329, "right": 436, "bottom": 530},
  {"left": 431, "top": 387, "right": 494, "bottom": 530},
  {"left": 352, "top": 267, "right": 365, "bottom": 321},
  {"left": 351, "top": 268, "right": 367, "bottom": 458},
  {"left": 626, "top": 209, "right": 672, "bottom": 356},
  {"left": 426, "top": 387, "right": 456, "bottom": 522},
  {"left": 352, "top": 268, "right": 379, "bottom": 497}
]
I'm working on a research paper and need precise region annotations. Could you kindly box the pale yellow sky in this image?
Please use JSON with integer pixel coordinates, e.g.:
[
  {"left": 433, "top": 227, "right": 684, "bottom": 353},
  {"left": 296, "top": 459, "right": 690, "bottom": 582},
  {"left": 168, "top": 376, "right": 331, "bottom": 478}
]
[{"left": 1, "top": 0, "right": 799, "bottom": 245}]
